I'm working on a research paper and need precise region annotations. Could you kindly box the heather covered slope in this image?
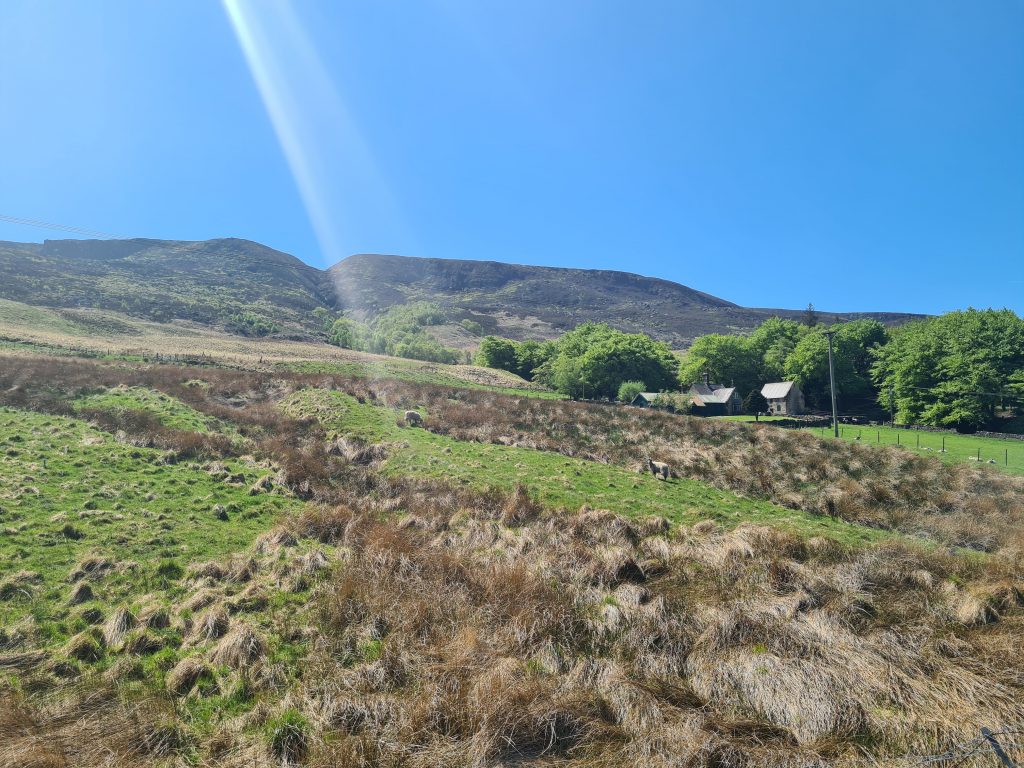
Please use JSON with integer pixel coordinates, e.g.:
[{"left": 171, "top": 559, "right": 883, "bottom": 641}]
[
  {"left": 329, "top": 252, "right": 921, "bottom": 346},
  {"left": 1, "top": 353, "right": 1022, "bottom": 767},
  {"left": 0, "top": 238, "right": 333, "bottom": 333},
  {"left": 0, "top": 238, "right": 919, "bottom": 347}
]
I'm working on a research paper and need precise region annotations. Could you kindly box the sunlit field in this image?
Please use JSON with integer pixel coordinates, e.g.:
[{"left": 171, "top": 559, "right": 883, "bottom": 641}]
[
  {"left": 723, "top": 415, "right": 1024, "bottom": 476},
  {"left": 2, "top": 351, "right": 1023, "bottom": 767}
]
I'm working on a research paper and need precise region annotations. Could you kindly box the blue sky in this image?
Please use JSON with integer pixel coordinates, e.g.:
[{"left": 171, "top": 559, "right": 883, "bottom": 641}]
[{"left": 0, "top": 0, "right": 1021, "bottom": 314}]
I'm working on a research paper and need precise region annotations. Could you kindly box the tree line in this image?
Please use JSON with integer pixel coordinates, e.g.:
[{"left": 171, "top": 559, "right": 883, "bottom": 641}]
[
  {"left": 475, "top": 323, "right": 678, "bottom": 400},
  {"left": 315, "top": 302, "right": 464, "bottom": 364},
  {"left": 475, "top": 309, "right": 1024, "bottom": 432}
]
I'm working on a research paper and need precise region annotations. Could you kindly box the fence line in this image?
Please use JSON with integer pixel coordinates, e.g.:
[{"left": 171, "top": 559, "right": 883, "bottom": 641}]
[{"left": 905, "top": 726, "right": 1024, "bottom": 767}]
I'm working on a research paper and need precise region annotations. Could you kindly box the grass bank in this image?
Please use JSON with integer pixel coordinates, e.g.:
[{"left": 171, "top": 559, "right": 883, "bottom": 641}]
[
  {"left": 723, "top": 416, "right": 1024, "bottom": 475},
  {"left": 281, "top": 388, "right": 890, "bottom": 546}
]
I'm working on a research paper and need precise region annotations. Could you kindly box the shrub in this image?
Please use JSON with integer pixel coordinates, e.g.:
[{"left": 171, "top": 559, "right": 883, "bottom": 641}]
[
  {"left": 617, "top": 380, "right": 645, "bottom": 403},
  {"left": 225, "top": 311, "right": 279, "bottom": 337}
]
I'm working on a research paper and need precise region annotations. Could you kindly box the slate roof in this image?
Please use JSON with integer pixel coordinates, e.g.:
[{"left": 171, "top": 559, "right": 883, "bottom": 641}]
[
  {"left": 689, "top": 383, "right": 737, "bottom": 405},
  {"left": 631, "top": 392, "right": 667, "bottom": 406},
  {"left": 761, "top": 381, "right": 796, "bottom": 400}
]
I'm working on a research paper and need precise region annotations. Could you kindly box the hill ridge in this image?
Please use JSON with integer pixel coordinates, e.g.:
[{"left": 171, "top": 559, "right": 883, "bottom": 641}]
[{"left": 0, "top": 237, "right": 921, "bottom": 346}]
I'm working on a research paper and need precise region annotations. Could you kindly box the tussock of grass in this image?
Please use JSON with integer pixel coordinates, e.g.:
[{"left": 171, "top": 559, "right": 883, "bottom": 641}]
[
  {"left": 211, "top": 624, "right": 267, "bottom": 669},
  {"left": 0, "top": 353, "right": 1022, "bottom": 766},
  {"left": 166, "top": 656, "right": 206, "bottom": 696},
  {"left": 285, "top": 493, "right": 1024, "bottom": 765}
]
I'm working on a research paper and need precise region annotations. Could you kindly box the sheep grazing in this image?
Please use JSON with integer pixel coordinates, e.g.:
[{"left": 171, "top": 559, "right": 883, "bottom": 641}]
[
  {"left": 646, "top": 458, "right": 671, "bottom": 481},
  {"left": 405, "top": 410, "right": 424, "bottom": 427}
]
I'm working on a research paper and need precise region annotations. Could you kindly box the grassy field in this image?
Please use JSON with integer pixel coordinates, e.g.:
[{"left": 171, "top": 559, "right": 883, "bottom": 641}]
[
  {"left": 73, "top": 385, "right": 227, "bottom": 433},
  {"left": 277, "top": 359, "right": 560, "bottom": 398},
  {"left": 723, "top": 416, "right": 1024, "bottom": 475},
  {"left": 0, "top": 297, "right": 542, "bottom": 392},
  {"left": 281, "top": 388, "right": 889, "bottom": 546},
  {"left": 2, "top": 356, "right": 1023, "bottom": 768},
  {"left": 0, "top": 406, "right": 300, "bottom": 643}
]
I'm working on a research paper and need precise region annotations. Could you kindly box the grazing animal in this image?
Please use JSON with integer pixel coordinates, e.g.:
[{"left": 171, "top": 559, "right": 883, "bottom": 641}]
[
  {"left": 646, "top": 458, "right": 671, "bottom": 481},
  {"left": 404, "top": 410, "right": 423, "bottom": 427}
]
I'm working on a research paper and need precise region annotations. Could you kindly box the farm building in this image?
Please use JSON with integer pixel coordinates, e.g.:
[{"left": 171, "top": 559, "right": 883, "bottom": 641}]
[
  {"left": 688, "top": 382, "right": 741, "bottom": 416},
  {"left": 631, "top": 392, "right": 668, "bottom": 408},
  {"left": 761, "top": 381, "right": 804, "bottom": 415}
]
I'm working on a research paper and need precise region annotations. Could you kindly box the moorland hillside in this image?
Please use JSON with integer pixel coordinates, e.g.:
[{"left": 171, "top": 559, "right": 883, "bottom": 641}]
[
  {"left": 0, "top": 238, "right": 919, "bottom": 346},
  {"left": 1, "top": 352, "right": 1022, "bottom": 767}
]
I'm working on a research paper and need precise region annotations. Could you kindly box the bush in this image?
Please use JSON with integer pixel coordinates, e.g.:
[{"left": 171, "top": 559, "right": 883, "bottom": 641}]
[
  {"left": 322, "top": 303, "right": 462, "bottom": 364},
  {"left": 617, "top": 380, "right": 645, "bottom": 403},
  {"left": 226, "top": 311, "right": 279, "bottom": 337}
]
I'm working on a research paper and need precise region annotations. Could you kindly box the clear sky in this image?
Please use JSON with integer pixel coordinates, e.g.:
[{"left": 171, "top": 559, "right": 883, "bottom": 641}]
[{"left": 0, "top": 1, "right": 1021, "bottom": 314}]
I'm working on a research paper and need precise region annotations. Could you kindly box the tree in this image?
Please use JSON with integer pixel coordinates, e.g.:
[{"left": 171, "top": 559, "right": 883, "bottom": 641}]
[
  {"left": 514, "top": 340, "right": 556, "bottom": 380},
  {"left": 474, "top": 336, "right": 520, "bottom": 373},
  {"left": 524, "top": 323, "right": 679, "bottom": 398},
  {"left": 803, "top": 303, "right": 819, "bottom": 327},
  {"left": 747, "top": 317, "right": 804, "bottom": 382},
  {"left": 327, "top": 317, "right": 366, "bottom": 349},
  {"left": 678, "top": 334, "right": 760, "bottom": 395},
  {"left": 617, "top": 380, "right": 646, "bottom": 403},
  {"left": 320, "top": 302, "right": 462, "bottom": 364},
  {"left": 743, "top": 389, "right": 768, "bottom": 416},
  {"left": 577, "top": 332, "right": 678, "bottom": 399},
  {"left": 227, "top": 311, "right": 279, "bottom": 337},
  {"left": 872, "top": 309, "right": 1024, "bottom": 431},
  {"left": 838, "top": 319, "right": 888, "bottom": 380},
  {"left": 549, "top": 355, "right": 587, "bottom": 399}
]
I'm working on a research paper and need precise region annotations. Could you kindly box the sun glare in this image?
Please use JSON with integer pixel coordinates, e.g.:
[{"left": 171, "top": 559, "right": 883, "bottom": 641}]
[{"left": 221, "top": 0, "right": 403, "bottom": 274}]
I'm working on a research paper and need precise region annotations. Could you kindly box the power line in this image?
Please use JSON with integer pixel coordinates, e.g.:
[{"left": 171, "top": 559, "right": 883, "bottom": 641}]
[{"left": 0, "top": 213, "right": 130, "bottom": 240}]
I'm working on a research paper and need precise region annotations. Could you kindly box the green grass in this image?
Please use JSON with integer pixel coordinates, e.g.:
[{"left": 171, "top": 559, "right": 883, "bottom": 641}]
[
  {"left": 723, "top": 416, "right": 1024, "bottom": 476},
  {"left": 280, "top": 389, "right": 892, "bottom": 546},
  {"left": 74, "top": 386, "right": 224, "bottom": 433},
  {"left": 0, "top": 299, "right": 91, "bottom": 337},
  {"left": 277, "top": 359, "right": 563, "bottom": 398},
  {"left": 0, "top": 407, "right": 300, "bottom": 643}
]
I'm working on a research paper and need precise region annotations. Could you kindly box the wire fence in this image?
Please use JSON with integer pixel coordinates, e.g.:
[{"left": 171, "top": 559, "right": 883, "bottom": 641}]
[
  {"left": 811, "top": 424, "right": 1024, "bottom": 474},
  {"left": 905, "top": 727, "right": 1024, "bottom": 767}
]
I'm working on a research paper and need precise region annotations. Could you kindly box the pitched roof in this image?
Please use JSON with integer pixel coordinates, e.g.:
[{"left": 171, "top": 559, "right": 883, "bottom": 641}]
[
  {"left": 631, "top": 392, "right": 666, "bottom": 405},
  {"left": 761, "top": 381, "right": 795, "bottom": 399},
  {"left": 688, "top": 383, "right": 737, "bottom": 405}
]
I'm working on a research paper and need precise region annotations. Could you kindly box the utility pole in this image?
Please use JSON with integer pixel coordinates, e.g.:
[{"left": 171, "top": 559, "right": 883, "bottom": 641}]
[
  {"left": 888, "top": 384, "right": 895, "bottom": 427},
  {"left": 824, "top": 330, "right": 839, "bottom": 437}
]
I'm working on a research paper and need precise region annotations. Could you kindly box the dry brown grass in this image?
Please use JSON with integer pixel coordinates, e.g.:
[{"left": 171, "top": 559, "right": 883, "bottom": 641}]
[
  {"left": 0, "top": 683, "right": 180, "bottom": 768},
  {"left": 4, "top": 490, "right": 1022, "bottom": 766},
  {"left": 418, "top": 392, "right": 1024, "bottom": 556},
  {"left": 2, "top": 353, "right": 1023, "bottom": 766},
  {"left": 278, "top": 490, "right": 1024, "bottom": 767},
  {"left": 6, "top": 353, "right": 1020, "bottom": 556}
]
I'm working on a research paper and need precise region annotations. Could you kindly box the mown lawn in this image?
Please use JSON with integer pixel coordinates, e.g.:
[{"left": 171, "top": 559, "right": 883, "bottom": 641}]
[
  {"left": 723, "top": 416, "right": 1024, "bottom": 476},
  {"left": 281, "top": 389, "right": 891, "bottom": 547}
]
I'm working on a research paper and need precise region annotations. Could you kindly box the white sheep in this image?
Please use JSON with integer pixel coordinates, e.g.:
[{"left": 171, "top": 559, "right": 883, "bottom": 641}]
[
  {"left": 404, "top": 410, "right": 423, "bottom": 427},
  {"left": 646, "top": 458, "right": 671, "bottom": 481}
]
